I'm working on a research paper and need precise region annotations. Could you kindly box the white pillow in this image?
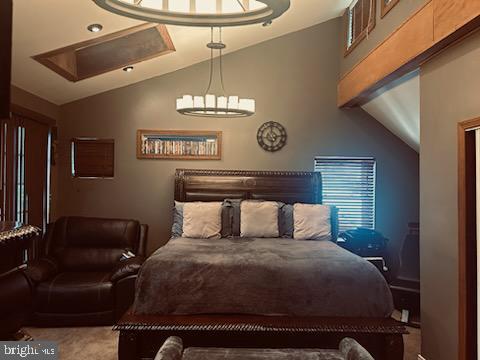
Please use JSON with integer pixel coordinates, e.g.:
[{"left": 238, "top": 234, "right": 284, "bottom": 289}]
[
  {"left": 240, "top": 201, "right": 279, "bottom": 238},
  {"left": 182, "top": 202, "right": 222, "bottom": 239},
  {"left": 293, "top": 203, "right": 331, "bottom": 241}
]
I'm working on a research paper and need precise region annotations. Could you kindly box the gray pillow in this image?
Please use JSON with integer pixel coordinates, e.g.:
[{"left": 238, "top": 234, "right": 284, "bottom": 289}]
[
  {"left": 171, "top": 201, "right": 184, "bottom": 238},
  {"left": 279, "top": 203, "right": 294, "bottom": 238},
  {"left": 171, "top": 201, "right": 232, "bottom": 238},
  {"left": 224, "top": 199, "right": 242, "bottom": 237}
]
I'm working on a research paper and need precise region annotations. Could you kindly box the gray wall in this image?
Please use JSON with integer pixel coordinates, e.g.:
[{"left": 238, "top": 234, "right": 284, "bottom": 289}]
[
  {"left": 340, "top": 0, "right": 427, "bottom": 77},
  {"left": 420, "top": 29, "right": 480, "bottom": 360},
  {"left": 57, "top": 20, "right": 419, "bottom": 257}
]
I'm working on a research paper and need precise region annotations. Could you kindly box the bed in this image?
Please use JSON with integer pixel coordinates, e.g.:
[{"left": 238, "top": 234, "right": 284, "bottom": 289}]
[{"left": 115, "top": 169, "right": 406, "bottom": 360}]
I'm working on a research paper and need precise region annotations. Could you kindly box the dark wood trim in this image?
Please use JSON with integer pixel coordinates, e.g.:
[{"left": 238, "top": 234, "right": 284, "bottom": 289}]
[
  {"left": 0, "top": 0, "right": 13, "bottom": 119},
  {"left": 458, "top": 117, "right": 480, "bottom": 360},
  {"left": 344, "top": 0, "right": 377, "bottom": 57},
  {"left": 10, "top": 104, "right": 56, "bottom": 127},
  {"left": 381, "top": 0, "right": 400, "bottom": 18}
]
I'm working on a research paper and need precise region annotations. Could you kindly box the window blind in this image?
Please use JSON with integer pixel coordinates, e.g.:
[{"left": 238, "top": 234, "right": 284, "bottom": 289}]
[
  {"left": 314, "top": 157, "right": 376, "bottom": 231},
  {"left": 345, "top": 0, "right": 375, "bottom": 49},
  {"left": 72, "top": 139, "right": 114, "bottom": 178}
]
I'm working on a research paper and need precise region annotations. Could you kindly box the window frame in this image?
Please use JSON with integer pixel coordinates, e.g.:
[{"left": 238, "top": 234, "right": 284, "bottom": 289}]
[
  {"left": 381, "top": 0, "right": 400, "bottom": 18},
  {"left": 314, "top": 156, "right": 376, "bottom": 232},
  {"left": 71, "top": 138, "right": 115, "bottom": 179},
  {"left": 343, "top": 0, "right": 377, "bottom": 57}
]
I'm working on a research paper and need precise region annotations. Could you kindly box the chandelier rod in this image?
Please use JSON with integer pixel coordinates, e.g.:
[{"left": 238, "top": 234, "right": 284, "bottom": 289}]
[{"left": 205, "top": 27, "right": 227, "bottom": 96}]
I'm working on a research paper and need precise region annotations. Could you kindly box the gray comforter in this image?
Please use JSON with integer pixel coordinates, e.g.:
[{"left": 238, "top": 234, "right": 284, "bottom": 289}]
[{"left": 133, "top": 237, "right": 394, "bottom": 318}]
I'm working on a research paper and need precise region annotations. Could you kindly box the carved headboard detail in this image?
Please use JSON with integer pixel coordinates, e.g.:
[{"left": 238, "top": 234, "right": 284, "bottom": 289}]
[{"left": 174, "top": 169, "right": 322, "bottom": 204}]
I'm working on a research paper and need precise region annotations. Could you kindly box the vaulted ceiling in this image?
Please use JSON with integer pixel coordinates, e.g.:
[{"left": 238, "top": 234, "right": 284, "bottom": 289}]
[{"left": 12, "top": 0, "right": 350, "bottom": 105}]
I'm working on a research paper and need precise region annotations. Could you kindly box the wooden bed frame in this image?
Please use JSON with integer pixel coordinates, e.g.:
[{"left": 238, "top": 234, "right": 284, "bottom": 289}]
[{"left": 115, "top": 169, "right": 406, "bottom": 360}]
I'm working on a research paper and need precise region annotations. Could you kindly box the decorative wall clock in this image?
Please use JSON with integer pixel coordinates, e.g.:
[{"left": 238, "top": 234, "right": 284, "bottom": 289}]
[{"left": 257, "top": 121, "right": 287, "bottom": 152}]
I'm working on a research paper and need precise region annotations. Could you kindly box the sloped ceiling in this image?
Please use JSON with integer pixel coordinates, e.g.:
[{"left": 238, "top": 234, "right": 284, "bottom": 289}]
[
  {"left": 12, "top": 0, "right": 350, "bottom": 105},
  {"left": 361, "top": 71, "right": 420, "bottom": 152}
]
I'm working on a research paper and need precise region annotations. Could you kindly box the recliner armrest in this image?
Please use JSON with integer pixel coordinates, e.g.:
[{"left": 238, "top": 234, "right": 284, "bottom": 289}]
[
  {"left": 24, "top": 257, "right": 58, "bottom": 283},
  {"left": 110, "top": 256, "right": 145, "bottom": 282}
]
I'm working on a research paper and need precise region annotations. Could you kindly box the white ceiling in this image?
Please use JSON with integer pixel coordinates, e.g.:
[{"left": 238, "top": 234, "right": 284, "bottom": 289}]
[
  {"left": 12, "top": 0, "right": 350, "bottom": 105},
  {"left": 362, "top": 71, "right": 420, "bottom": 152}
]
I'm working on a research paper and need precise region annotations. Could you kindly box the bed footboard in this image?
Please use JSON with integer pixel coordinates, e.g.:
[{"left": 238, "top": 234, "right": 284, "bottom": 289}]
[{"left": 115, "top": 311, "right": 406, "bottom": 360}]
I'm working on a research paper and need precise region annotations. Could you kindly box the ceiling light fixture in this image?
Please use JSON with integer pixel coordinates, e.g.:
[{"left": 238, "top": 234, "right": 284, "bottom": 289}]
[
  {"left": 87, "top": 23, "right": 103, "bottom": 33},
  {"left": 123, "top": 66, "right": 134, "bottom": 72},
  {"left": 176, "top": 28, "right": 255, "bottom": 118},
  {"left": 92, "top": 0, "right": 290, "bottom": 27}
]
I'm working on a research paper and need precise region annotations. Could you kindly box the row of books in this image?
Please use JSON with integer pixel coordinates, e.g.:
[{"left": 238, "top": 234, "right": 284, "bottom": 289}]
[{"left": 141, "top": 137, "right": 218, "bottom": 156}]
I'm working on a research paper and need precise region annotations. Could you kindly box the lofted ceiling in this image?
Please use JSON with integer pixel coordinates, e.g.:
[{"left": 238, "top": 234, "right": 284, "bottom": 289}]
[{"left": 12, "top": 0, "right": 350, "bottom": 105}]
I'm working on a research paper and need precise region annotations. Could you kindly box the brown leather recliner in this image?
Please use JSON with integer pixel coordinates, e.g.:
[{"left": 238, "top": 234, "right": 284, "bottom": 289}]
[{"left": 25, "top": 216, "right": 148, "bottom": 326}]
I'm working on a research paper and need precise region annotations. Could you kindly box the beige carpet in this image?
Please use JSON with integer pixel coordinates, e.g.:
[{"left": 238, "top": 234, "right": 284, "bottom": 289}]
[
  {"left": 24, "top": 326, "right": 118, "bottom": 360},
  {"left": 24, "top": 324, "right": 421, "bottom": 360}
]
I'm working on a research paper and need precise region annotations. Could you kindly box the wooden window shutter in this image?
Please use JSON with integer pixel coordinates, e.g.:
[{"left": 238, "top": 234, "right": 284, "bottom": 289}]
[
  {"left": 353, "top": 1, "right": 363, "bottom": 40},
  {"left": 72, "top": 139, "right": 114, "bottom": 178}
]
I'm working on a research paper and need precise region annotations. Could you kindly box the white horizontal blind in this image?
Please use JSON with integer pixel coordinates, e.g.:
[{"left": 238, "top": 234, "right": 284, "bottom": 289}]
[{"left": 314, "top": 157, "right": 376, "bottom": 231}]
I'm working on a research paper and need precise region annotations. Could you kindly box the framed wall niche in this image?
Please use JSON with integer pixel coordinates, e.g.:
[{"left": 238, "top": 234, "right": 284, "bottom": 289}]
[{"left": 137, "top": 130, "right": 222, "bottom": 160}]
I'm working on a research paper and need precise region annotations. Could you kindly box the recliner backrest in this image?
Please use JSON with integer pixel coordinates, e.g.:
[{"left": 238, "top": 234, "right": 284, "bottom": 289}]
[{"left": 46, "top": 217, "right": 141, "bottom": 271}]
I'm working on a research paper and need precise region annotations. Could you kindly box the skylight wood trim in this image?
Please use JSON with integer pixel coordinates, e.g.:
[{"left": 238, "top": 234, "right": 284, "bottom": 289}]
[{"left": 33, "top": 23, "right": 175, "bottom": 82}]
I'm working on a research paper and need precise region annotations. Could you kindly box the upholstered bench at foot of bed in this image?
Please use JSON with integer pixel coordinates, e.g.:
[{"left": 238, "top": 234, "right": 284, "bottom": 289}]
[{"left": 154, "top": 336, "right": 375, "bottom": 360}]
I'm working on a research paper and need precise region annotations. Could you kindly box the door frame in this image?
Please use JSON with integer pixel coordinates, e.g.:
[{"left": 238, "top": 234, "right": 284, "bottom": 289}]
[{"left": 458, "top": 117, "right": 480, "bottom": 360}]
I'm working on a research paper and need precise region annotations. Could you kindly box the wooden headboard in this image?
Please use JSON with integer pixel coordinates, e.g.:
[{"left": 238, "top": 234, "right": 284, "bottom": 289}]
[{"left": 174, "top": 169, "right": 322, "bottom": 204}]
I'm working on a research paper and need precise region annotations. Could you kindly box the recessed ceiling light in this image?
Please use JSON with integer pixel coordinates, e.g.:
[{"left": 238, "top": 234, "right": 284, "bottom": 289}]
[
  {"left": 123, "top": 66, "right": 134, "bottom": 72},
  {"left": 87, "top": 24, "right": 103, "bottom": 33}
]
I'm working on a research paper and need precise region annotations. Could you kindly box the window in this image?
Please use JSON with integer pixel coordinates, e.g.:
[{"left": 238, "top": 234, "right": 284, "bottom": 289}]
[
  {"left": 16, "top": 126, "right": 26, "bottom": 223},
  {"left": 72, "top": 138, "right": 114, "bottom": 178},
  {"left": 344, "top": 0, "right": 376, "bottom": 55},
  {"left": 314, "top": 157, "right": 376, "bottom": 231},
  {"left": 381, "top": 0, "right": 400, "bottom": 18}
]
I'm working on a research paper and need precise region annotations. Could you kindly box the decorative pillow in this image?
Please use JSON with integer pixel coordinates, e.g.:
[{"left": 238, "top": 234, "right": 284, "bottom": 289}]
[
  {"left": 182, "top": 202, "right": 223, "bottom": 239},
  {"left": 293, "top": 203, "right": 331, "bottom": 241},
  {"left": 279, "top": 203, "right": 294, "bottom": 238},
  {"left": 171, "top": 201, "right": 185, "bottom": 238},
  {"left": 240, "top": 201, "right": 279, "bottom": 238},
  {"left": 224, "top": 198, "right": 242, "bottom": 236},
  {"left": 172, "top": 201, "right": 232, "bottom": 238}
]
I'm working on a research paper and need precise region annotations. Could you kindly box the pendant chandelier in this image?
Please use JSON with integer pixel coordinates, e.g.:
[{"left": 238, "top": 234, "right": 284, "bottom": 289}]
[
  {"left": 93, "top": 0, "right": 290, "bottom": 28},
  {"left": 176, "top": 28, "right": 255, "bottom": 118}
]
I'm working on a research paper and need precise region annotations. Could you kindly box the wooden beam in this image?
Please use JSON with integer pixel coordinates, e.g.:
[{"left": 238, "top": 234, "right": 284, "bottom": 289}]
[
  {"left": 10, "top": 104, "right": 56, "bottom": 127},
  {"left": 338, "top": 0, "right": 480, "bottom": 108},
  {"left": 0, "top": 0, "right": 13, "bottom": 119}
]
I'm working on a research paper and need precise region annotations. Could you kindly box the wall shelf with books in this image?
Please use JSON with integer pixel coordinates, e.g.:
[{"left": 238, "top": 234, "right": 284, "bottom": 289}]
[{"left": 136, "top": 130, "right": 222, "bottom": 160}]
